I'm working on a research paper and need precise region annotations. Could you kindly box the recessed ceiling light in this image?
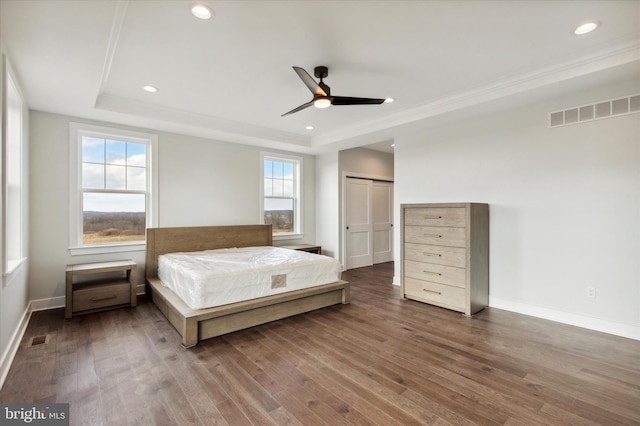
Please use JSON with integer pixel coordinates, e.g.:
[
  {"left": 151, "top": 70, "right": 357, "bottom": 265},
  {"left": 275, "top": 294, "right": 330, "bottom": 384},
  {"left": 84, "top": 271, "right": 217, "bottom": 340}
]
[
  {"left": 305, "top": 125, "right": 314, "bottom": 130},
  {"left": 191, "top": 4, "right": 214, "bottom": 20},
  {"left": 142, "top": 85, "right": 158, "bottom": 93},
  {"left": 384, "top": 97, "right": 395, "bottom": 103},
  {"left": 391, "top": 143, "right": 395, "bottom": 147},
  {"left": 573, "top": 21, "right": 599, "bottom": 35}
]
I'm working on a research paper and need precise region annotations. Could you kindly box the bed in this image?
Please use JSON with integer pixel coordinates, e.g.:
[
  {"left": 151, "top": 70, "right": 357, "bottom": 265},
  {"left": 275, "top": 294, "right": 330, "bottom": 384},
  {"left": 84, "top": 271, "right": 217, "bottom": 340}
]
[{"left": 145, "top": 225, "right": 350, "bottom": 347}]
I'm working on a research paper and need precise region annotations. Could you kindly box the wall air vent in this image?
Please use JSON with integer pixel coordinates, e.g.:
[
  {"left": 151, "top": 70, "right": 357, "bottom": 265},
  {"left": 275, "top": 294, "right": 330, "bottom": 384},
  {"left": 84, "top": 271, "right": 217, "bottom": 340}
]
[{"left": 549, "top": 94, "right": 640, "bottom": 128}]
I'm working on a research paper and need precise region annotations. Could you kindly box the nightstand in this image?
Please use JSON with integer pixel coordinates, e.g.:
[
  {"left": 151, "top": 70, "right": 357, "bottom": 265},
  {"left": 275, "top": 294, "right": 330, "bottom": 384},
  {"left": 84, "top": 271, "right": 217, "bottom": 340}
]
[
  {"left": 281, "top": 244, "right": 322, "bottom": 254},
  {"left": 65, "top": 260, "right": 137, "bottom": 318}
]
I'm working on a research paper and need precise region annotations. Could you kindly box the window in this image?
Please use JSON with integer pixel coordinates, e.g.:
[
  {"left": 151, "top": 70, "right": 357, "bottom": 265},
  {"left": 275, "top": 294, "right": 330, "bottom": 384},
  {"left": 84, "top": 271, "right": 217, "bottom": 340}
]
[
  {"left": 260, "top": 152, "right": 302, "bottom": 237},
  {"left": 2, "top": 56, "right": 27, "bottom": 282},
  {"left": 69, "top": 123, "right": 157, "bottom": 255}
]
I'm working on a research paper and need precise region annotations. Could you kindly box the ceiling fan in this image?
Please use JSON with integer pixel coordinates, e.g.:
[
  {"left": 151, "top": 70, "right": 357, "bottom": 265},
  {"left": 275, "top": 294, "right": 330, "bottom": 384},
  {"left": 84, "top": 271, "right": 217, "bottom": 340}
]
[{"left": 282, "top": 66, "right": 390, "bottom": 116}]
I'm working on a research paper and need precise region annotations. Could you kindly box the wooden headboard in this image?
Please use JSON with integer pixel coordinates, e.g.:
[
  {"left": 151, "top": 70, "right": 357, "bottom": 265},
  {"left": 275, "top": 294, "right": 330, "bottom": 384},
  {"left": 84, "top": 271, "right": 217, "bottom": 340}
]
[{"left": 145, "top": 224, "right": 273, "bottom": 280}]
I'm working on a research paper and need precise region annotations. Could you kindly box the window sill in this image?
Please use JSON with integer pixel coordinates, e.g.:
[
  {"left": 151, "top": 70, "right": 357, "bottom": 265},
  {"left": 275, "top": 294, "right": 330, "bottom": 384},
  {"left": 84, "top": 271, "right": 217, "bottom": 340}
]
[
  {"left": 272, "top": 233, "right": 304, "bottom": 242},
  {"left": 3, "top": 257, "right": 27, "bottom": 288},
  {"left": 69, "top": 242, "right": 146, "bottom": 256}
]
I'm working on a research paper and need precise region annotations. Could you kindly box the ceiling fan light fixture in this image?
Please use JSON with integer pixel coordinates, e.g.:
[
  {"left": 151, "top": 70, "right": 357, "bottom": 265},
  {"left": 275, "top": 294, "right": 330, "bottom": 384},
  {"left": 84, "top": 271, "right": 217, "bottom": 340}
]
[
  {"left": 191, "top": 4, "right": 214, "bottom": 20},
  {"left": 313, "top": 98, "right": 331, "bottom": 109},
  {"left": 384, "top": 97, "right": 395, "bottom": 103}
]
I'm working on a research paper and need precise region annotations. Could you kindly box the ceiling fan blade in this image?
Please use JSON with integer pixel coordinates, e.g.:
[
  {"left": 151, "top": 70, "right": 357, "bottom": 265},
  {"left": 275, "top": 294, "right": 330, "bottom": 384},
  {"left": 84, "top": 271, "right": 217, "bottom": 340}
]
[
  {"left": 331, "top": 96, "right": 386, "bottom": 106},
  {"left": 281, "top": 100, "right": 314, "bottom": 116},
  {"left": 293, "top": 66, "right": 327, "bottom": 97}
]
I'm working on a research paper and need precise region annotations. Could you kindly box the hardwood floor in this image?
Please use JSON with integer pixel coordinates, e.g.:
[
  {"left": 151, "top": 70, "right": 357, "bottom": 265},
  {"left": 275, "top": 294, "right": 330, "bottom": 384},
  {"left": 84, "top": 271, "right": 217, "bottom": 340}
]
[{"left": 2, "top": 262, "right": 639, "bottom": 425}]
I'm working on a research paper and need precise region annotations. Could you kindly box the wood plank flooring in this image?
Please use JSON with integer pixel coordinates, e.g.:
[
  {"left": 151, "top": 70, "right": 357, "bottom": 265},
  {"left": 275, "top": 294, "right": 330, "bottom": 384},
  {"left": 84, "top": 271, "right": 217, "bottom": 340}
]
[{"left": 1, "top": 262, "right": 639, "bottom": 425}]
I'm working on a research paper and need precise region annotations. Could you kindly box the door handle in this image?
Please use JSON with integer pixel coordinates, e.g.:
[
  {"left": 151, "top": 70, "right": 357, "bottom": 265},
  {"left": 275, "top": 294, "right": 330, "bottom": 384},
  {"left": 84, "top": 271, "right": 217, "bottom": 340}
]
[{"left": 346, "top": 226, "right": 349, "bottom": 230}]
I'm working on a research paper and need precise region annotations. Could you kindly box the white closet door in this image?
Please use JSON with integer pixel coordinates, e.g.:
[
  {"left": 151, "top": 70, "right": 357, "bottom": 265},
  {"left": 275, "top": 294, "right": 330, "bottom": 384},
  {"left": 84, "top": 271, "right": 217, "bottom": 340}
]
[
  {"left": 372, "top": 181, "right": 393, "bottom": 264},
  {"left": 345, "top": 178, "right": 373, "bottom": 269}
]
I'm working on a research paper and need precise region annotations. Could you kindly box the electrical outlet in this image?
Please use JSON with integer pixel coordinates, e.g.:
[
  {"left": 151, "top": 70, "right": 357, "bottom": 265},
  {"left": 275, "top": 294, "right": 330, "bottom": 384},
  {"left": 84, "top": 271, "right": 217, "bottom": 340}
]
[{"left": 586, "top": 286, "right": 596, "bottom": 298}]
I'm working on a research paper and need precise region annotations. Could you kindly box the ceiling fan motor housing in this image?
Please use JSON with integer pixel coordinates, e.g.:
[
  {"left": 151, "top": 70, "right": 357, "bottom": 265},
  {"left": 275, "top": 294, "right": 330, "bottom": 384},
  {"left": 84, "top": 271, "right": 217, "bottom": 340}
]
[{"left": 314, "top": 66, "right": 329, "bottom": 79}]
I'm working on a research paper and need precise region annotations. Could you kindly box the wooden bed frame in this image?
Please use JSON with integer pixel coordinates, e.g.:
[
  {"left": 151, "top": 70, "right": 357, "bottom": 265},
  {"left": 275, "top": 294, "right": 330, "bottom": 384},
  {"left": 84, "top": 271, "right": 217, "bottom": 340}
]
[{"left": 145, "top": 225, "right": 350, "bottom": 347}]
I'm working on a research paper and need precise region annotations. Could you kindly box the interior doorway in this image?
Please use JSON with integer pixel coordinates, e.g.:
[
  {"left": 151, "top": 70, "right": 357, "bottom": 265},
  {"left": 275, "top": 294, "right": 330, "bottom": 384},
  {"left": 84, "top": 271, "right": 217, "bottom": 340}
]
[{"left": 345, "top": 177, "right": 394, "bottom": 270}]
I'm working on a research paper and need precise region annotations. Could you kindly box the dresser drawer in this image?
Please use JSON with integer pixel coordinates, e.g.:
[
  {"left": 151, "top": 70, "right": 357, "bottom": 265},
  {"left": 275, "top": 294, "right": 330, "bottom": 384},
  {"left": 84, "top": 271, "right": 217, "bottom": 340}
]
[
  {"left": 404, "top": 207, "right": 466, "bottom": 227},
  {"left": 404, "top": 260, "right": 465, "bottom": 288},
  {"left": 404, "top": 243, "right": 466, "bottom": 268},
  {"left": 404, "top": 225, "right": 466, "bottom": 247},
  {"left": 72, "top": 281, "right": 131, "bottom": 313},
  {"left": 404, "top": 278, "right": 465, "bottom": 311}
]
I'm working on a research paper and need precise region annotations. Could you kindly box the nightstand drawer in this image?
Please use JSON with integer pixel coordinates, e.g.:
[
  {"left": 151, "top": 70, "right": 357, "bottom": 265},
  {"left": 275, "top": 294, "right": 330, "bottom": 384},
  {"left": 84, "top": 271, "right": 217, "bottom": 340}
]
[
  {"left": 404, "top": 278, "right": 465, "bottom": 311},
  {"left": 72, "top": 281, "right": 131, "bottom": 313}
]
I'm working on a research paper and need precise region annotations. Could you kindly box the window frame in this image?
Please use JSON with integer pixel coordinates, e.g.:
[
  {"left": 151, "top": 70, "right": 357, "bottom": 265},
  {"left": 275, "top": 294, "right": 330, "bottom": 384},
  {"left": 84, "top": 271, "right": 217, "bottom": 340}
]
[
  {"left": 259, "top": 152, "right": 303, "bottom": 240},
  {"left": 2, "top": 54, "right": 28, "bottom": 286},
  {"left": 69, "top": 122, "right": 158, "bottom": 255}
]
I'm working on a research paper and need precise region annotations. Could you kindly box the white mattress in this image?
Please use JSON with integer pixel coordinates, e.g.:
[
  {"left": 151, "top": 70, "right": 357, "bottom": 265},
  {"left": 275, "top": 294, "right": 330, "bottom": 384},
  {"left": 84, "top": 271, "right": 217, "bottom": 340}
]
[{"left": 157, "top": 246, "right": 342, "bottom": 310}]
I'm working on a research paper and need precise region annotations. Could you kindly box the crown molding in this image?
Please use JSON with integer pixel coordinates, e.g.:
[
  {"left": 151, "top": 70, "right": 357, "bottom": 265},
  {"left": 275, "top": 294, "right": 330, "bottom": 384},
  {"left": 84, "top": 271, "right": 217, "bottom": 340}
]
[{"left": 96, "top": 0, "right": 129, "bottom": 98}]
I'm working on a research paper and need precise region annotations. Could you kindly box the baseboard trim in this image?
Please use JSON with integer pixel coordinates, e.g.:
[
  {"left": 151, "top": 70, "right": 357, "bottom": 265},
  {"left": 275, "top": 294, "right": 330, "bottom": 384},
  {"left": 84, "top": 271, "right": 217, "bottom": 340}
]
[
  {"left": 490, "top": 297, "right": 640, "bottom": 341},
  {"left": 0, "top": 304, "right": 31, "bottom": 391},
  {"left": 30, "top": 296, "right": 65, "bottom": 311}
]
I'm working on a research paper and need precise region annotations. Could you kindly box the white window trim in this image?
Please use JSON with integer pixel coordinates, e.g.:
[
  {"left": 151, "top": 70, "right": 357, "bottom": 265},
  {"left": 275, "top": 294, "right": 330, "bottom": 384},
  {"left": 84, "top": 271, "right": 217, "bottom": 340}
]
[
  {"left": 69, "top": 122, "right": 158, "bottom": 255},
  {"left": 2, "top": 54, "right": 28, "bottom": 287},
  {"left": 259, "top": 151, "right": 303, "bottom": 241}
]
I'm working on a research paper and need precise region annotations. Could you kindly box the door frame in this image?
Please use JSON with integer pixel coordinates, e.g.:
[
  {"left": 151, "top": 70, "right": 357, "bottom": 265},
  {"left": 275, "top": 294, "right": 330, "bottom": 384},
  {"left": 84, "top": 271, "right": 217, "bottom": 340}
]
[{"left": 341, "top": 171, "right": 394, "bottom": 270}]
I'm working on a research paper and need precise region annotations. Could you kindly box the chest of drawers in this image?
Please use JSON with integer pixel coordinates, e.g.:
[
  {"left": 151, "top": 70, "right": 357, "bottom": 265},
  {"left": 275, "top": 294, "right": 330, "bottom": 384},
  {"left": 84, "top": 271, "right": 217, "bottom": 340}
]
[{"left": 401, "top": 203, "right": 489, "bottom": 315}]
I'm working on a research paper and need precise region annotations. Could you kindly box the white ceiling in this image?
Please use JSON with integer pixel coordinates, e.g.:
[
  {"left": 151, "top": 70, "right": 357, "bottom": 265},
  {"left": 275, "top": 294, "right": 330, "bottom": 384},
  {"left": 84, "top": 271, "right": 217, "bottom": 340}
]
[{"left": 1, "top": 0, "right": 639, "bottom": 154}]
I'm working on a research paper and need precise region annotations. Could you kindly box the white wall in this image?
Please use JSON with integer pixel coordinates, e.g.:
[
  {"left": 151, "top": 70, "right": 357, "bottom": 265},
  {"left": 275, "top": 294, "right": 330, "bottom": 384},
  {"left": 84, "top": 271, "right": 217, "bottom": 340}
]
[
  {"left": 157, "top": 131, "right": 316, "bottom": 233},
  {"left": 394, "top": 79, "right": 640, "bottom": 339},
  {"left": 339, "top": 147, "right": 394, "bottom": 178},
  {"left": 28, "top": 111, "right": 317, "bottom": 303},
  {"left": 315, "top": 151, "right": 340, "bottom": 259}
]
